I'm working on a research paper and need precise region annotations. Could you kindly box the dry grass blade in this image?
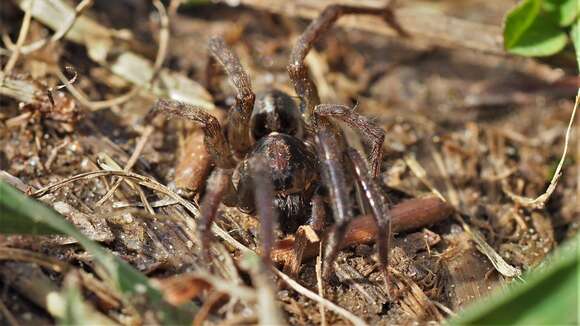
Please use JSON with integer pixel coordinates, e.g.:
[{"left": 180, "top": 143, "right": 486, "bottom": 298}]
[
  {"left": 503, "top": 90, "right": 579, "bottom": 209},
  {"left": 274, "top": 269, "right": 368, "bottom": 326},
  {"left": 2, "top": 0, "right": 34, "bottom": 73},
  {"left": 96, "top": 152, "right": 154, "bottom": 214},
  {"left": 4, "top": 0, "right": 94, "bottom": 55},
  {"left": 405, "top": 152, "right": 521, "bottom": 278},
  {"left": 0, "top": 72, "right": 44, "bottom": 104},
  {"left": 13, "top": 0, "right": 215, "bottom": 109},
  {"left": 459, "top": 216, "right": 522, "bottom": 278},
  {"left": 32, "top": 169, "right": 200, "bottom": 216},
  {"left": 404, "top": 154, "right": 446, "bottom": 202},
  {"left": 96, "top": 126, "right": 154, "bottom": 206}
]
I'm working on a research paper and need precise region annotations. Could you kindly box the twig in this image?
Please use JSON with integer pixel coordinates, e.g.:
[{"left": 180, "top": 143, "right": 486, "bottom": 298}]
[
  {"left": 271, "top": 196, "right": 453, "bottom": 264},
  {"left": 503, "top": 90, "right": 579, "bottom": 209},
  {"left": 233, "top": 0, "right": 504, "bottom": 55},
  {"left": 55, "top": 67, "right": 142, "bottom": 110},
  {"left": 3, "top": 0, "right": 34, "bottom": 73},
  {"left": 0, "top": 247, "right": 71, "bottom": 273},
  {"left": 274, "top": 268, "right": 368, "bottom": 326},
  {"left": 316, "top": 245, "right": 327, "bottom": 326}
]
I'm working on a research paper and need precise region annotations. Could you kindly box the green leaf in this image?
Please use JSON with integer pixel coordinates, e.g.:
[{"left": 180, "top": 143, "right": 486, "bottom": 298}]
[
  {"left": 504, "top": 0, "right": 569, "bottom": 56},
  {"left": 0, "top": 181, "right": 196, "bottom": 325},
  {"left": 450, "top": 234, "right": 579, "bottom": 325},
  {"left": 504, "top": 0, "right": 543, "bottom": 49},
  {"left": 544, "top": 0, "right": 579, "bottom": 27}
]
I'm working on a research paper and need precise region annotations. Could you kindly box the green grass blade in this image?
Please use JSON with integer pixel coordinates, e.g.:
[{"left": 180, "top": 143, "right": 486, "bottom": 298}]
[
  {"left": 0, "top": 181, "right": 196, "bottom": 325},
  {"left": 449, "top": 234, "right": 579, "bottom": 325}
]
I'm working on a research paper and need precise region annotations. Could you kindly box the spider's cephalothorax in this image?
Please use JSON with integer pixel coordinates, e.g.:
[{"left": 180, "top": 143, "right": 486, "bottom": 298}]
[
  {"left": 155, "top": 4, "right": 404, "bottom": 283},
  {"left": 237, "top": 90, "right": 318, "bottom": 232}
]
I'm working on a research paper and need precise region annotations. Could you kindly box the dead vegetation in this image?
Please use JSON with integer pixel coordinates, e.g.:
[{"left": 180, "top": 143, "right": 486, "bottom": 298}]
[{"left": 0, "top": 0, "right": 578, "bottom": 325}]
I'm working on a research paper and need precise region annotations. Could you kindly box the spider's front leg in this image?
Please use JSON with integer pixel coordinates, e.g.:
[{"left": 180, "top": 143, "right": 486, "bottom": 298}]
[
  {"left": 154, "top": 99, "right": 236, "bottom": 260},
  {"left": 208, "top": 37, "right": 256, "bottom": 157},
  {"left": 154, "top": 99, "right": 236, "bottom": 169},
  {"left": 249, "top": 157, "right": 277, "bottom": 268},
  {"left": 288, "top": 4, "right": 406, "bottom": 117}
]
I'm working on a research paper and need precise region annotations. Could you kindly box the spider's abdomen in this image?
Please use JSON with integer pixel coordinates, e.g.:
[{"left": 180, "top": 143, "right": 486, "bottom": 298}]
[{"left": 251, "top": 132, "right": 317, "bottom": 195}]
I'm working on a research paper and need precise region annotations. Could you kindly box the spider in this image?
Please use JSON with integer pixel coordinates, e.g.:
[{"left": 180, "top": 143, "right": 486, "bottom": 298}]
[{"left": 155, "top": 5, "right": 405, "bottom": 282}]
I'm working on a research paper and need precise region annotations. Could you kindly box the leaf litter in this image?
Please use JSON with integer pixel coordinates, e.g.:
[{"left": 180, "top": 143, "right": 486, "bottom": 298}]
[{"left": 0, "top": 0, "right": 578, "bottom": 325}]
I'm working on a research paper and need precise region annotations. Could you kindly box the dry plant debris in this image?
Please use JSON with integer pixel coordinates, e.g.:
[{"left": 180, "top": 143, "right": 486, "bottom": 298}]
[{"left": 0, "top": 0, "right": 578, "bottom": 325}]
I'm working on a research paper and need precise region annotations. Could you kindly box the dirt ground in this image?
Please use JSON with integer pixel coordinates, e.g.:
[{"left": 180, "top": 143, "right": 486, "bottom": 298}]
[{"left": 0, "top": 0, "right": 578, "bottom": 325}]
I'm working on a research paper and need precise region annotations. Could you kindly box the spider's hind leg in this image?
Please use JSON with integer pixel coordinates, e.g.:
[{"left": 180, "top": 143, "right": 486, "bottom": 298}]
[
  {"left": 314, "top": 127, "right": 354, "bottom": 279},
  {"left": 347, "top": 148, "right": 392, "bottom": 291},
  {"left": 314, "top": 103, "right": 385, "bottom": 177}
]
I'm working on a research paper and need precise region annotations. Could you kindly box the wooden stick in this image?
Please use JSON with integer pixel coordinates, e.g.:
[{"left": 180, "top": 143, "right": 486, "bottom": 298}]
[
  {"left": 271, "top": 196, "right": 453, "bottom": 264},
  {"left": 235, "top": 0, "right": 505, "bottom": 55}
]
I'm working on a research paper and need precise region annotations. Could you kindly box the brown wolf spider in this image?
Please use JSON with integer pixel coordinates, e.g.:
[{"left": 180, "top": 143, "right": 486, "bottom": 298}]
[{"left": 155, "top": 5, "right": 405, "bottom": 283}]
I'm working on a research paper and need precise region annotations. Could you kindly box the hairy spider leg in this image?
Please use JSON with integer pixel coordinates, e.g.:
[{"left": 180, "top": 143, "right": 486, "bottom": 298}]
[
  {"left": 208, "top": 37, "right": 256, "bottom": 158},
  {"left": 315, "top": 104, "right": 385, "bottom": 177},
  {"left": 288, "top": 4, "right": 405, "bottom": 118},
  {"left": 154, "top": 99, "right": 237, "bottom": 262},
  {"left": 249, "top": 156, "right": 277, "bottom": 268},
  {"left": 314, "top": 128, "right": 353, "bottom": 279},
  {"left": 287, "top": 4, "right": 400, "bottom": 280},
  {"left": 198, "top": 168, "right": 233, "bottom": 262},
  {"left": 347, "top": 148, "right": 392, "bottom": 292},
  {"left": 154, "top": 99, "right": 235, "bottom": 169}
]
